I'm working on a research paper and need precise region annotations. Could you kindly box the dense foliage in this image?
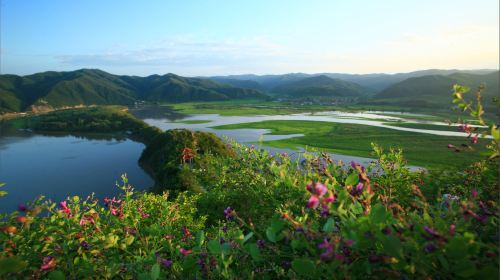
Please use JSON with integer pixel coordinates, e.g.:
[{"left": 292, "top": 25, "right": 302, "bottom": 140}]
[
  {"left": 139, "top": 129, "right": 234, "bottom": 193},
  {"left": 16, "top": 106, "right": 161, "bottom": 145},
  {"left": 369, "top": 71, "right": 499, "bottom": 110},
  {"left": 1, "top": 139, "right": 498, "bottom": 279}
]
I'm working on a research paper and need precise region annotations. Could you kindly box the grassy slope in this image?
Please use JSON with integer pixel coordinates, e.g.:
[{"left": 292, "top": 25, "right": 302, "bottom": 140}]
[{"left": 212, "top": 120, "right": 488, "bottom": 169}]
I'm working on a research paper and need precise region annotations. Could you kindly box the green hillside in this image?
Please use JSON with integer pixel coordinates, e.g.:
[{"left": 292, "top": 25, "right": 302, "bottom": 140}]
[
  {"left": 0, "top": 70, "right": 268, "bottom": 113},
  {"left": 369, "top": 71, "right": 499, "bottom": 110},
  {"left": 272, "top": 75, "right": 370, "bottom": 98}
]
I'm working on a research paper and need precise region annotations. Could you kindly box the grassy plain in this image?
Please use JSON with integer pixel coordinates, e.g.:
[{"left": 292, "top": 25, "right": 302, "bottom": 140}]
[{"left": 212, "top": 120, "right": 488, "bottom": 169}]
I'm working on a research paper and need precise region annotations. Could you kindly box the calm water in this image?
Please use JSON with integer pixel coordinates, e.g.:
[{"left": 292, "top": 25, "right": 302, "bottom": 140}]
[{"left": 0, "top": 129, "right": 153, "bottom": 213}]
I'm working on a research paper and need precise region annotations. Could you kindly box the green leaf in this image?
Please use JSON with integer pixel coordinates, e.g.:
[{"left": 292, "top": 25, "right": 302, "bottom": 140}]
[
  {"left": 0, "top": 257, "right": 27, "bottom": 275},
  {"left": 322, "top": 218, "right": 335, "bottom": 233},
  {"left": 150, "top": 263, "right": 160, "bottom": 280},
  {"left": 48, "top": 271, "right": 65, "bottom": 280},
  {"left": 351, "top": 202, "right": 363, "bottom": 215},
  {"left": 247, "top": 243, "right": 263, "bottom": 262},
  {"left": 345, "top": 173, "right": 358, "bottom": 186},
  {"left": 370, "top": 204, "right": 386, "bottom": 224},
  {"left": 195, "top": 230, "right": 205, "bottom": 246},
  {"left": 243, "top": 232, "right": 254, "bottom": 244},
  {"left": 266, "top": 227, "right": 277, "bottom": 243},
  {"left": 291, "top": 258, "right": 315, "bottom": 278},
  {"left": 207, "top": 240, "right": 222, "bottom": 254},
  {"left": 380, "top": 236, "right": 402, "bottom": 258}
]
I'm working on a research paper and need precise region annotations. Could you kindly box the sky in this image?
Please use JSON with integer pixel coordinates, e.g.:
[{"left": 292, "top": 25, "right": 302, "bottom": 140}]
[{"left": 0, "top": 0, "right": 498, "bottom": 76}]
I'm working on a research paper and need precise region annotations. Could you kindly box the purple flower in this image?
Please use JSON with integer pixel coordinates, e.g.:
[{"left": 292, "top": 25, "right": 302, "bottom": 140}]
[
  {"left": 424, "top": 243, "right": 437, "bottom": 253},
  {"left": 318, "top": 239, "right": 334, "bottom": 261},
  {"left": 224, "top": 207, "right": 234, "bottom": 220},
  {"left": 80, "top": 241, "right": 89, "bottom": 249},
  {"left": 424, "top": 226, "right": 441, "bottom": 238},
  {"left": 18, "top": 204, "right": 27, "bottom": 212},
  {"left": 321, "top": 204, "right": 329, "bottom": 217},
  {"left": 160, "top": 259, "right": 173, "bottom": 268},
  {"left": 257, "top": 239, "right": 265, "bottom": 249},
  {"left": 350, "top": 183, "right": 364, "bottom": 197}
]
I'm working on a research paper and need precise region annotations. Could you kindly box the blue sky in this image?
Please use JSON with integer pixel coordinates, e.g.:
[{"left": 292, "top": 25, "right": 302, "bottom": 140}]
[{"left": 1, "top": 0, "right": 498, "bottom": 76}]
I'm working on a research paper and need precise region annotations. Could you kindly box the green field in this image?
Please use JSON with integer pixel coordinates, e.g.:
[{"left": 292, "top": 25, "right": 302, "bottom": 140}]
[{"left": 212, "top": 120, "right": 488, "bottom": 169}]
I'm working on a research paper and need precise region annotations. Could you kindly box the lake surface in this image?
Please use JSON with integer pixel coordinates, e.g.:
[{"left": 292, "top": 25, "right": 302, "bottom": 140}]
[{"left": 0, "top": 129, "right": 153, "bottom": 213}]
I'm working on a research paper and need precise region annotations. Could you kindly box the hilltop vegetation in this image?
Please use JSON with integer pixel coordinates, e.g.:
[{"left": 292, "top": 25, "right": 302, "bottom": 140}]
[
  {"left": 0, "top": 69, "right": 268, "bottom": 113},
  {"left": 369, "top": 71, "right": 499, "bottom": 110}
]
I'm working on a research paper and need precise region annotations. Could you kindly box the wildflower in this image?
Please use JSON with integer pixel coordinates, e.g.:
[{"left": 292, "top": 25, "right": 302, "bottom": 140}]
[
  {"left": 423, "top": 226, "right": 442, "bottom": 240},
  {"left": 307, "top": 195, "right": 320, "bottom": 209},
  {"left": 59, "top": 201, "right": 71, "bottom": 215},
  {"left": 448, "top": 224, "right": 456, "bottom": 236},
  {"left": 314, "top": 182, "right": 327, "bottom": 197},
  {"left": 350, "top": 183, "right": 364, "bottom": 197},
  {"left": 80, "top": 241, "right": 89, "bottom": 249},
  {"left": 182, "top": 147, "right": 194, "bottom": 162},
  {"left": 471, "top": 189, "right": 478, "bottom": 199},
  {"left": 16, "top": 216, "right": 27, "bottom": 223},
  {"left": 318, "top": 239, "right": 334, "bottom": 261},
  {"left": 424, "top": 243, "right": 437, "bottom": 253},
  {"left": 180, "top": 248, "right": 192, "bottom": 256},
  {"left": 1, "top": 225, "right": 17, "bottom": 234},
  {"left": 471, "top": 134, "right": 478, "bottom": 144},
  {"left": 160, "top": 259, "right": 173, "bottom": 268},
  {"left": 41, "top": 256, "right": 57, "bottom": 271},
  {"left": 257, "top": 239, "right": 265, "bottom": 249},
  {"left": 324, "top": 191, "right": 335, "bottom": 203},
  {"left": 18, "top": 204, "right": 27, "bottom": 212},
  {"left": 224, "top": 207, "right": 235, "bottom": 220},
  {"left": 320, "top": 204, "right": 329, "bottom": 217}
]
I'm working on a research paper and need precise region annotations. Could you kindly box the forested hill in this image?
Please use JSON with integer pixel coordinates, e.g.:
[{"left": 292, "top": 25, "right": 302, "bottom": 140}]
[
  {"left": 0, "top": 69, "right": 268, "bottom": 113},
  {"left": 369, "top": 71, "right": 499, "bottom": 109}
]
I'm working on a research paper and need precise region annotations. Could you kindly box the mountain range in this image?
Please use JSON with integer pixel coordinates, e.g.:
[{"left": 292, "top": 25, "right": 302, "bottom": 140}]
[
  {"left": 0, "top": 68, "right": 498, "bottom": 113},
  {"left": 0, "top": 69, "right": 267, "bottom": 113}
]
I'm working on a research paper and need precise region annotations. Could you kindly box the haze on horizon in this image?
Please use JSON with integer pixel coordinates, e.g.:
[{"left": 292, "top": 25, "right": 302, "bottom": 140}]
[{"left": 0, "top": 0, "right": 498, "bottom": 77}]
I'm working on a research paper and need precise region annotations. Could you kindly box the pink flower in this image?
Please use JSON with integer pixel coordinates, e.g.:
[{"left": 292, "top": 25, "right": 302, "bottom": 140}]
[
  {"left": 471, "top": 134, "right": 478, "bottom": 144},
  {"left": 324, "top": 191, "right": 335, "bottom": 203},
  {"left": 471, "top": 189, "right": 478, "bottom": 199},
  {"left": 180, "top": 248, "right": 192, "bottom": 256},
  {"left": 314, "top": 183, "right": 327, "bottom": 197},
  {"left": 307, "top": 195, "right": 320, "bottom": 209},
  {"left": 448, "top": 224, "right": 456, "bottom": 236},
  {"left": 41, "top": 256, "right": 57, "bottom": 271},
  {"left": 59, "top": 201, "right": 71, "bottom": 215}
]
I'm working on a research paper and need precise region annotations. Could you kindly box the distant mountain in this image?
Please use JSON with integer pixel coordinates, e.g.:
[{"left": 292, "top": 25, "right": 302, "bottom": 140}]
[
  {"left": 208, "top": 69, "right": 497, "bottom": 92},
  {"left": 369, "top": 71, "right": 499, "bottom": 109},
  {"left": 0, "top": 69, "right": 268, "bottom": 113},
  {"left": 207, "top": 77, "right": 265, "bottom": 91},
  {"left": 272, "top": 75, "right": 370, "bottom": 98}
]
